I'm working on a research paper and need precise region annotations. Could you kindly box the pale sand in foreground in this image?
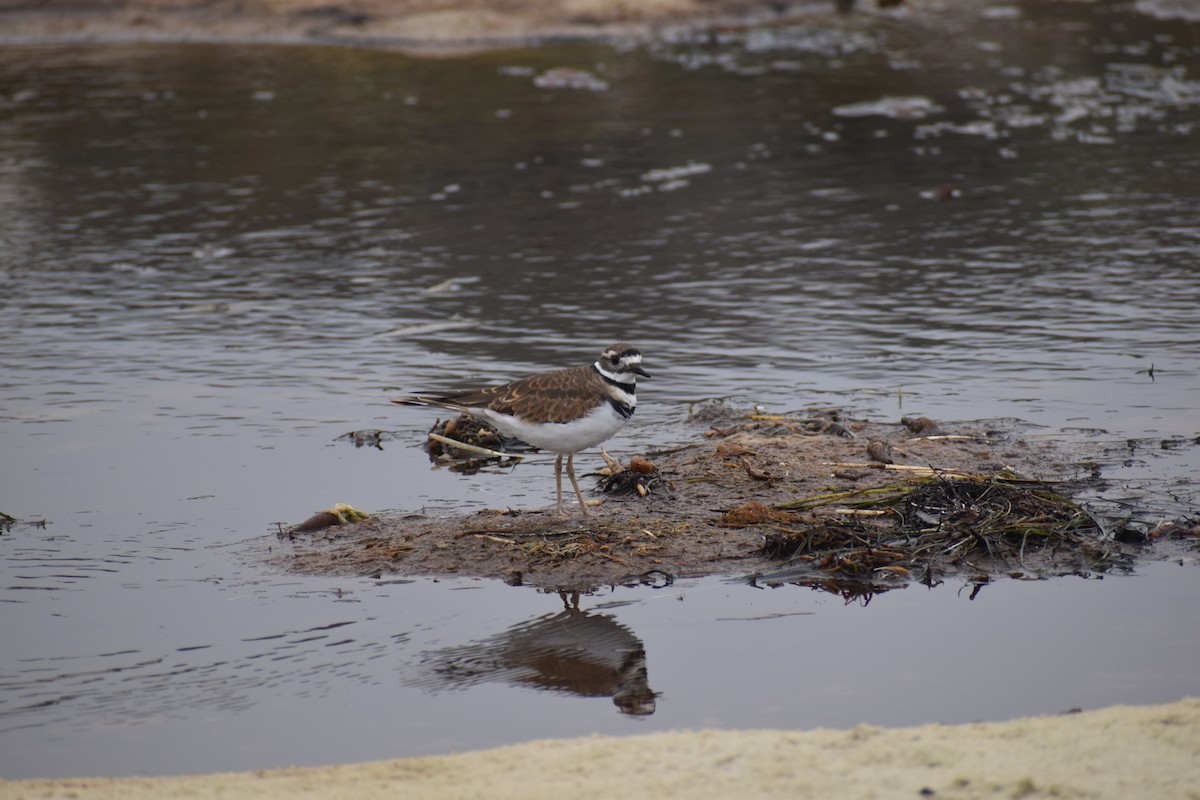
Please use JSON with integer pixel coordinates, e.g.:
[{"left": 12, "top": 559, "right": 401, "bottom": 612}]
[{"left": 4, "top": 698, "right": 1197, "bottom": 799}]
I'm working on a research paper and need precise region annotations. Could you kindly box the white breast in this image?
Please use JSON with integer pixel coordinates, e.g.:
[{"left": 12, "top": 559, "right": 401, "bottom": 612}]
[{"left": 481, "top": 402, "right": 630, "bottom": 454}]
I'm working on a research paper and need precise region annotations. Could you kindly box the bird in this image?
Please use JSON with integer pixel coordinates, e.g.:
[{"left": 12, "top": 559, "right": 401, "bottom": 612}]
[{"left": 392, "top": 343, "right": 650, "bottom": 516}]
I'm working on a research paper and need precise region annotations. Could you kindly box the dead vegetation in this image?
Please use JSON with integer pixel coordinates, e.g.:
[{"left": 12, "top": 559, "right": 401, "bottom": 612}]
[
  {"left": 746, "top": 473, "right": 1129, "bottom": 589},
  {"left": 418, "top": 413, "right": 535, "bottom": 473}
]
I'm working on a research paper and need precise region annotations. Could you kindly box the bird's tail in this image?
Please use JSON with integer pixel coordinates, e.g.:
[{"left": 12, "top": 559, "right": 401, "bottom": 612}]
[{"left": 391, "top": 395, "right": 468, "bottom": 412}]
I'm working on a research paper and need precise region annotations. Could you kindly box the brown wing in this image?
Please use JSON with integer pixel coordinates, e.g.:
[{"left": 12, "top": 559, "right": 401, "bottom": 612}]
[{"left": 438, "top": 365, "right": 602, "bottom": 425}]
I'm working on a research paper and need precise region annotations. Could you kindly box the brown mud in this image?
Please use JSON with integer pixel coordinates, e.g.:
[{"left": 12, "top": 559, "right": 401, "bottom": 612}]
[
  {"left": 0, "top": 0, "right": 900, "bottom": 53},
  {"left": 269, "top": 406, "right": 1190, "bottom": 593}
]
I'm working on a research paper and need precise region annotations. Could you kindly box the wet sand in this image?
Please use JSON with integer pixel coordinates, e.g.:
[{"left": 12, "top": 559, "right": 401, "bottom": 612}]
[{"left": 4, "top": 698, "right": 1198, "bottom": 799}]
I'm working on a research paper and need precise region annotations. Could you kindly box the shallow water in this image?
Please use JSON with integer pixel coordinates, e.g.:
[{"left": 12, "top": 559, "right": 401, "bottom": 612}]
[
  {"left": 2, "top": 0, "right": 1200, "bottom": 779},
  {"left": 3, "top": 565, "right": 1198, "bottom": 778}
]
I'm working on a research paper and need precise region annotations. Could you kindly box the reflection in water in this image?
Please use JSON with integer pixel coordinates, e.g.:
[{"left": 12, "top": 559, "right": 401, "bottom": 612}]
[{"left": 411, "top": 596, "right": 656, "bottom": 716}]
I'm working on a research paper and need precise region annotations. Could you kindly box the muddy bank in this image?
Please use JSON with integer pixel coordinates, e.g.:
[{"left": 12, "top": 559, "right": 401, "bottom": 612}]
[
  {"left": 270, "top": 408, "right": 1180, "bottom": 592},
  {"left": 0, "top": 0, "right": 907, "bottom": 50},
  {"left": 5, "top": 697, "right": 1198, "bottom": 800}
]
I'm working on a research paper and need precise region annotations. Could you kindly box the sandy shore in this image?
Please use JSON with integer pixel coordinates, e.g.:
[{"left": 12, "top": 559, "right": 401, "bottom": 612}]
[{"left": 4, "top": 698, "right": 1198, "bottom": 799}]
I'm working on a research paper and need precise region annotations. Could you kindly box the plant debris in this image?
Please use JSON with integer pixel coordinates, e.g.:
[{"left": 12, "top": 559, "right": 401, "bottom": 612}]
[
  {"left": 283, "top": 503, "right": 373, "bottom": 537},
  {"left": 264, "top": 406, "right": 1187, "bottom": 594},
  {"left": 421, "top": 413, "right": 536, "bottom": 473},
  {"left": 901, "top": 415, "right": 939, "bottom": 434},
  {"left": 597, "top": 452, "right": 671, "bottom": 499},
  {"left": 1147, "top": 519, "right": 1200, "bottom": 540},
  {"left": 755, "top": 474, "right": 1130, "bottom": 588},
  {"left": 721, "top": 501, "right": 806, "bottom": 527},
  {"left": 866, "top": 439, "right": 895, "bottom": 464}
]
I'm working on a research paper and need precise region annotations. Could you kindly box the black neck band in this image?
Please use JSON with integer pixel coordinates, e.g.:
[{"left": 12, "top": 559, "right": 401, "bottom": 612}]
[{"left": 594, "top": 364, "right": 637, "bottom": 395}]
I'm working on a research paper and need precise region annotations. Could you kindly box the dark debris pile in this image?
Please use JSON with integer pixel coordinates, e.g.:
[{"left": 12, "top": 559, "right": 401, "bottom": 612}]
[
  {"left": 423, "top": 413, "right": 537, "bottom": 473},
  {"left": 598, "top": 455, "right": 672, "bottom": 499},
  {"left": 746, "top": 474, "right": 1133, "bottom": 588}
]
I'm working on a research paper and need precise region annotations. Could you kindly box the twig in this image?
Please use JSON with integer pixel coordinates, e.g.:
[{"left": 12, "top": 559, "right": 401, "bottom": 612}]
[
  {"left": 472, "top": 534, "right": 517, "bottom": 545},
  {"left": 428, "top": 432, "right": 525, "bottom": 460},
  {"left": 826, "top": 462, "right": 973, "bottom": 478}
]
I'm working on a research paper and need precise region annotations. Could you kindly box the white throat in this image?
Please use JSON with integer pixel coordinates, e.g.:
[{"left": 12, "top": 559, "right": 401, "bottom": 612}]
[{"left": 595, "top": 361, "right": 637, "bottom": 385}]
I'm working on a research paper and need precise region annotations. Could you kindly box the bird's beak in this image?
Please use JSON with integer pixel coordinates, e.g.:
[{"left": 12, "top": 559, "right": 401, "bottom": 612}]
[{"left": 633, "top": 366, "right": 651, "bottom": 379}]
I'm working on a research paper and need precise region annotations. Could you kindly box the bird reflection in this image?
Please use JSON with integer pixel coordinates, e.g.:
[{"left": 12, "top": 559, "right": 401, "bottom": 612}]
[{"left": 409, "top": 600, "right": 657, "bottom": 715}]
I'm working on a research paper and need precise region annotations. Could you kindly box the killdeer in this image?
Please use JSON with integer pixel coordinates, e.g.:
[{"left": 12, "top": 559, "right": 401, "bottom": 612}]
[{"left": 392, "top": 343, "right": 650, "bottom": 516}]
